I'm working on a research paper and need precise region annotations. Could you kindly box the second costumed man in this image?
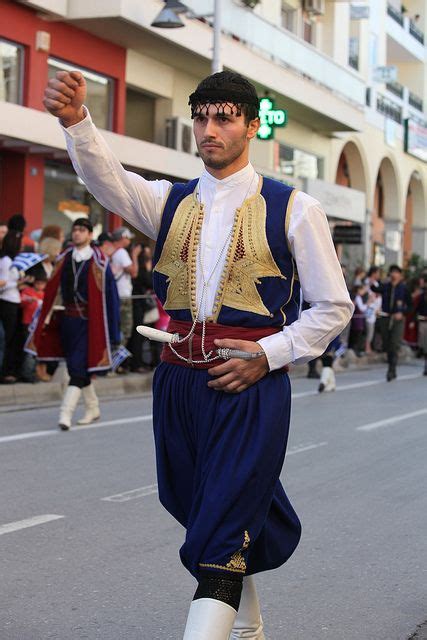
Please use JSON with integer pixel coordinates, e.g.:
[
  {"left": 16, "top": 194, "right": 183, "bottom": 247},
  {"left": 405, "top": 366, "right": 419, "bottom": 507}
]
[
  {"left": 43, "top": 69, "right": 353, "bottom": 638},
  {"left": 27, "top": 219, "right": 120, "bottom": 429}
]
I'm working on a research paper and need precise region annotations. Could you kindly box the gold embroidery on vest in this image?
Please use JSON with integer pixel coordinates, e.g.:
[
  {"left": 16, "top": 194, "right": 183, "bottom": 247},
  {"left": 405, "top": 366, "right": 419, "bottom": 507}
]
[
  {"left": 211, "top": 195, "right": 284, "bottom": 321},
  {"left": 199, "top": 530, "right": 251, "bottom": 575},
  {"left": 154, "top": 191, "right": 284, "bottom": 321},
  {"left": 153, "top": 194, "right": 203, "bottom": 318}
]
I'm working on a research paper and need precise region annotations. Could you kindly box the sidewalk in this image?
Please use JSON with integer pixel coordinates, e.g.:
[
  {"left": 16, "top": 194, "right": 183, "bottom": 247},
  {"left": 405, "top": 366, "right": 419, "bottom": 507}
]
[{"left": 0, "top": 346, "right": 417, "bottom": 411}]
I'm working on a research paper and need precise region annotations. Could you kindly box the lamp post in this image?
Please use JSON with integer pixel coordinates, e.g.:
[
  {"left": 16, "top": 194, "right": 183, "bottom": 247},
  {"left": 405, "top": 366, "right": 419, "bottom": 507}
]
[{"left": 151, "top": 0, "right": 222, "bottom": 74}]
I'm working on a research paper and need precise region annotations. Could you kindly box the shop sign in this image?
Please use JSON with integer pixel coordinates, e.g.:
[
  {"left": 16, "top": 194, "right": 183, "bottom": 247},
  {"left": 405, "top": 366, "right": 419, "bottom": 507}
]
[
  {"left": 333, "top": 224, "right": 362, "bottom": 244},
  {"left": 404, "top": 118, "right": 427, "bottom": 162},
  {"left": 257, "top": 98, "right": 287, "bottom": 140}
]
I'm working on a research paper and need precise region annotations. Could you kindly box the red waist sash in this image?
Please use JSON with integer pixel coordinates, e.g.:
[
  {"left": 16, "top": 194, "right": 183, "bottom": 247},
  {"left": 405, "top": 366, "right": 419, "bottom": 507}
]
[{"left": 161, "top": 320, "right": 285, "bottom": 370}]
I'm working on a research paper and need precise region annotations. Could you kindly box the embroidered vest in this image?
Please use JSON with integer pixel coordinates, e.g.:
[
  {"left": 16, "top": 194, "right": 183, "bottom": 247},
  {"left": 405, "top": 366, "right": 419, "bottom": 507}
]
[{"left": 153, "top": 177, "right": 300, "bottom": 328}]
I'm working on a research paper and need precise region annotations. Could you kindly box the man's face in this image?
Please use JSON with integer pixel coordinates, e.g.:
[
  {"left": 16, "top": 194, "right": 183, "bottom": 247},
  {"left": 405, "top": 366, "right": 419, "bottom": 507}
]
[
  {"left": 0, "top": 224, "right": 7, "bottom": 242},
  {"left": 72, "top": 225, "right": 92, "bottom": 248},
  {"left": 100, "top": 240, "right": 114, "bottom": 257},
  {"left": 390, "top": 269, "right": 402, "bottom": 284},
  {"left": 193, "top": 104, "right": 259, "bottom": 170}
]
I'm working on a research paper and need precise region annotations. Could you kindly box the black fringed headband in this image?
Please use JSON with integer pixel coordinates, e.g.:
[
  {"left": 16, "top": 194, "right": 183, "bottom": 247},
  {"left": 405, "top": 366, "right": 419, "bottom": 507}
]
[{"left": 188, "top": 88, "right": 259, "bottom": 119}]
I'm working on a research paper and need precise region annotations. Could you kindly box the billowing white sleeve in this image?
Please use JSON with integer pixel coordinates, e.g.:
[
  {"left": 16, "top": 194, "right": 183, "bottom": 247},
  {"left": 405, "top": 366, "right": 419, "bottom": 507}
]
[
  {"left": 60, "top": 108, "right": 172, "bottom": 240},
  {"left": 257, "top": 191, "right": 354, "bottom": 370}
]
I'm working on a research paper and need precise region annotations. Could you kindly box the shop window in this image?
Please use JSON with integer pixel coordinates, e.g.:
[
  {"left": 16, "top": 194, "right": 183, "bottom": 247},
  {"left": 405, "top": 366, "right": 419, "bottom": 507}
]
[
  {"left": 47, "top": 58, "right": 113, "bottom": 130},
  {"left": 278, "top": 144, "right": 323, "bottom": 179},
  {"left": 0, "top": 39, "right": 23, "bottom": 104},
  {"left": 44, "top": 162, "right": 107, "bottom": 236}
]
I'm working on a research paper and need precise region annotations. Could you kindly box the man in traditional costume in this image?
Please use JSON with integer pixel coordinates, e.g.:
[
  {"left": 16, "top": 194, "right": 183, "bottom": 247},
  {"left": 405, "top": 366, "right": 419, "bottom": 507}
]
[
  {"left": 378, "top": 265, "right": 410, "bottom": 381},
  {"left": 27, "top": 218, "right": 120, "bottom": 429},
  {"left": 43, "top": 69, "right": 353, "bottom": 638}
]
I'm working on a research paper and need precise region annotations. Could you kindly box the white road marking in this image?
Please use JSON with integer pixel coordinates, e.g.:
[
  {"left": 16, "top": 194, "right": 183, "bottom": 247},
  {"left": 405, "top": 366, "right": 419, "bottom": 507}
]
[
  {"left": 77, "top": 415, "right": 152, "bottom": 430},
  {"left": 287, "top": 442, "right": 328, "bottom": 455},
  {"left": 356, "top": 408, "right": 427, "bottom": 432},
  {"left": 0, "top": 371, "right": 423, "bottom": 445},
  {"left": 0, "top": 415, "right": 153, "bottom": 445},
  {"left": 102, "top": 444, "right": 329, "bottom": 503},
  {"left": 0, "top": 514, "right": 64, "bottom": 536},
  {"left": 0, "top": 429, "right": 55, "bottom": 443},
  {"left": 102, "top": 484, "right": 158, "bottom": 502},
  {"left": 292, "top": 372, "right": 421, "bottom": 398}
]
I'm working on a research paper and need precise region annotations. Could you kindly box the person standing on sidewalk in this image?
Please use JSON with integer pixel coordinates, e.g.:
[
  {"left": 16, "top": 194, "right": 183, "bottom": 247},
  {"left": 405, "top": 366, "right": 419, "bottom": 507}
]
[
  {"left": 378, "top": 265, "right": 411, "bottom": 381},
  {"left": 110, "top": 227, "right": 140, "bottom": 354},
  {"left": 43, "top": 69, "right": 353, "bottom": 639},
  {"left": 27, "top": 219, "right": 120, "bottom": 429}
]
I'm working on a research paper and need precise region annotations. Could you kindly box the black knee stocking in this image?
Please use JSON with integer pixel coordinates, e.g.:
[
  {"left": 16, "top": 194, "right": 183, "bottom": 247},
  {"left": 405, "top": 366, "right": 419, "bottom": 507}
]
[{"left": 193, "top": 571, "right": 243, "bottom": 612}]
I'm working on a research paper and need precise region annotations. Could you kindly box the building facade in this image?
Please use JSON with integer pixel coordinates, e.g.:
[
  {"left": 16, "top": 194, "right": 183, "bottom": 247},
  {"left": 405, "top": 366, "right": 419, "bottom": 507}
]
[{"left": 1, "top": 0, "right": 426, "bottom": 268}]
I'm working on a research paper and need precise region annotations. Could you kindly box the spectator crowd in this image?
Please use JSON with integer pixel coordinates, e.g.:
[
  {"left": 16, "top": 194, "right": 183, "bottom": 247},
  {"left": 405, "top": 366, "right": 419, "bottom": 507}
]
[
  {"left": 1, "top": 212, "right": 427, "bottom": 385},
  {"left": 0, "top": 214, "right": 165, "bottom": 384}
]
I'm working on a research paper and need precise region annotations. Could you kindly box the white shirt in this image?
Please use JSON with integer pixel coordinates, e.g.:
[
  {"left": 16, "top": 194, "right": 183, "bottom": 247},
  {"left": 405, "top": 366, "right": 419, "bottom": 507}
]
[
  {"left": 0, "top": 256, "right": 20, "bottom": 304},
  {"left": 72, "top": 245, "right": 93, "bottom": 262},
  {"left": 111, "top": 247, "right": 133, "bottom": 298},
  {"left": 62, "top": 109, "right": 353, "bottom": 370}
]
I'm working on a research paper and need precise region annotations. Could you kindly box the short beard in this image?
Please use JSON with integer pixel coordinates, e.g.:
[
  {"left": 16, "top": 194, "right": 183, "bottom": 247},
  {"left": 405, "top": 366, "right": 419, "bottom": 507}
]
[{"left": 198, "top": 137, "right": 247, "bottom": 171}]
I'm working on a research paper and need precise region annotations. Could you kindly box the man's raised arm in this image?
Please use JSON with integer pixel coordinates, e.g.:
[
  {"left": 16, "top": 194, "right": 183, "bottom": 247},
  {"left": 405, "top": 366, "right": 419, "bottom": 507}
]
[{"left": 44, "top": 71, "right": 172, "bottom": 240}]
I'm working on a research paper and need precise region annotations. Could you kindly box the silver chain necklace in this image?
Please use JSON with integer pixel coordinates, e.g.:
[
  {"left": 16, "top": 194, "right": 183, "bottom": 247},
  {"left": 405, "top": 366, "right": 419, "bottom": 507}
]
[{"left": 167, "top": 171, "right": 257, "bottom": 364}]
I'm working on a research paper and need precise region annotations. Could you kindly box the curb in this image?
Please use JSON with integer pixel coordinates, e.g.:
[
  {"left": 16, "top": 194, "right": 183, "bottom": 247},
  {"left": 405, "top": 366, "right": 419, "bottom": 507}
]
[{"left": 0, "top": 348, "right": 418, "bottom": 411}]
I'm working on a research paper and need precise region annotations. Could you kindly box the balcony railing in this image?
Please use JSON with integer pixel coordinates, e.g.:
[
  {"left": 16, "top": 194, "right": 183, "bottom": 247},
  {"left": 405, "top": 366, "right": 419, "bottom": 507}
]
[
  {"left": 408, "top": 91, "right": 423, "bottom": 112},
  {"left": 387, "top": 3, "right": 425, "bottom": 46},
  {"left": 376, "top": 93, "right": 402, "bottom": 124},
  {"left": 387, "top": 3, "right": 404, "bottom": 26},
  {"left": 409, "top": 19, "right": 424, "bottom": 44},
  {"left": 386, "top": 81, "right": 404, "bottom": 99}
]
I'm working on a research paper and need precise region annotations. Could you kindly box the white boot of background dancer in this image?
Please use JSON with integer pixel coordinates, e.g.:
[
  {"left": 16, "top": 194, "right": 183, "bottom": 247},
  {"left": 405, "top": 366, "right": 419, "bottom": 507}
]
[
  {"left": 183, "top": 598, "right": 237, "bottom": 639},
  {"left": 230, "top": 576, "right": 265, "bottom": 639},
  {"left": 58, "top": 385, "right": 81, "bottom": 430},
  {"left": 318, "top": 366, "right": 336, "bottom": 393},
  {"left": 77, "top": 383, "right": 100, "bottom": 425}
]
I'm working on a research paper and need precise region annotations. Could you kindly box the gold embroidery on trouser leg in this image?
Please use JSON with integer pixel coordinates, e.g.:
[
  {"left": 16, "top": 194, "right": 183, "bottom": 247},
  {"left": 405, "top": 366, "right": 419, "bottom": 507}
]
[{"left": 199, "top": 531, "right": 251, "bottom": 575}]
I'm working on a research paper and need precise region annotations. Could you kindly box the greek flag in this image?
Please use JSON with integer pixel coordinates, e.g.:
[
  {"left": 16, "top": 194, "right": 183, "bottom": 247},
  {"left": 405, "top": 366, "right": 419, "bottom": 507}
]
[
  {"left": 11, "top": 253, "right": 47, "bottom": 272},
  {"left": 111, "top": 345, "right": 132, "bottom": 371}
]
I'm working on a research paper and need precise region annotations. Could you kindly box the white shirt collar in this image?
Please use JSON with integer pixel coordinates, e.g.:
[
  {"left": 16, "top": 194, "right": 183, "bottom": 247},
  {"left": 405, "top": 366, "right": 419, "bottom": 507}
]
[
  {"left": 72, "top": 245, "right": 93, "bottom": 262},
  {"left": 201, "top": 163, "right": 255, "bottom": 188}
]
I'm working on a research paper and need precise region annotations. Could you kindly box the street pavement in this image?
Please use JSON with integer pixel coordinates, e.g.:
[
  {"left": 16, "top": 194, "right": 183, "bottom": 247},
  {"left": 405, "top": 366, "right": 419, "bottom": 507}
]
[{"left": 0, "top": 363, "right": 426, "bottom": 640}]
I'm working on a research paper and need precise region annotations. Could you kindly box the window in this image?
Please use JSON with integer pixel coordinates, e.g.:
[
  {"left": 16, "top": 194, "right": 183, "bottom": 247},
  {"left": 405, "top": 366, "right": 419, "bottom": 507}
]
[
  {"left": 278, "top": 144, "right": 323, "bottom": 179},
  {"left": 0, "top": 39, "right": 23, "bottom": 104},
  {"left": 47, "top": 58, "right": 113, "bottom": 129},
  {"left": 281, "top": 3, "right": 295, "bottom": 32}
]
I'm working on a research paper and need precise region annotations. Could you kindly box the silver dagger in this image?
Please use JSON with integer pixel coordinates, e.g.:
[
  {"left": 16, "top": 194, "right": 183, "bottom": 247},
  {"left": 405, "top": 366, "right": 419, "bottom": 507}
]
[{"left": 136, "top": 325, "right": 265, "bottom": 360}]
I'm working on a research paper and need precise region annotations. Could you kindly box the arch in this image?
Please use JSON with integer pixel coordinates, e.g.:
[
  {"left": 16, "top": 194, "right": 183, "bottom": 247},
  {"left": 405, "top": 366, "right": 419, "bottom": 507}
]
[
  {"left": 374, "top": 156, "right": 401, "bottom": 222},
  {"left": 404, "top": 170, "right": 427, "bottom": 262},
  {"left": 335, "top": 140, "right": 368, "bottom": 195}
]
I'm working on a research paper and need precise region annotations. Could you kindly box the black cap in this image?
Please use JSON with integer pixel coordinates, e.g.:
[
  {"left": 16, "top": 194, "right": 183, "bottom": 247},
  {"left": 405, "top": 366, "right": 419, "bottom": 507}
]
[{"left": 72, "top": 217, "right": 93, "bottom": 232}]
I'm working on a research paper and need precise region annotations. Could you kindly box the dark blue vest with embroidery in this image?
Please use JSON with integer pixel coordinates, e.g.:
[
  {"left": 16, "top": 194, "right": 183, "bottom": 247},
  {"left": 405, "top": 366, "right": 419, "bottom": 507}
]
[{"left": 153, "top": 177, "right": 300, "bottom": 328}]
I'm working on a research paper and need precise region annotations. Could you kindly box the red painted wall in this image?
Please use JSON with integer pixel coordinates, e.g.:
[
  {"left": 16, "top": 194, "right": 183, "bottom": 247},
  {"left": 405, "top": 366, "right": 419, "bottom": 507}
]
[{"left": 0, "top": 0, "right": 126, "bottom": 228}]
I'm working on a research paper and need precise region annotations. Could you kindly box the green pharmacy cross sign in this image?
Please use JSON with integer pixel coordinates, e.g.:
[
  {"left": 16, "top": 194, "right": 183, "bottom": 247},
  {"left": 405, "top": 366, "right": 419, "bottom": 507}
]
[{"left": 257, "top": 98, "right": 287, "bottom": 140}]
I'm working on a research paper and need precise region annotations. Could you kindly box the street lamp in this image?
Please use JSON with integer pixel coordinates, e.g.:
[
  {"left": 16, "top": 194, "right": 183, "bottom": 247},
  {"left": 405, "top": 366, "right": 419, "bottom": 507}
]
[{"left": 151, "top": 0, "right": 222, "bottom": 74}]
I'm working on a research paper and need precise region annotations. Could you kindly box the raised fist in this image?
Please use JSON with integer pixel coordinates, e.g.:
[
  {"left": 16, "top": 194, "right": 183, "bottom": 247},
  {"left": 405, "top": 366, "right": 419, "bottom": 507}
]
[{"left": 43, "top": 70, "right": 87, "bottom": 127}]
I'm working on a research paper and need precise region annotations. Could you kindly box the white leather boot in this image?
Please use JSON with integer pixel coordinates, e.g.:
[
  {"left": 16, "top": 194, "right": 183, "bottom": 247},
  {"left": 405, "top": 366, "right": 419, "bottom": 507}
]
[
  {"left": 318, "top": 366, "right": 336, "bottom": 393},
  {"left": 77, "top": 383, "right": 100, "bottom": 425},
  {"left": 58, "top": 386, "right": 81, "bottom": 430},
  {"left": 183, "top": 598, "right": 237, "bottom": 640},
  {"left": 230, "top": 576, "right": 265, "bottom": 639}
]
